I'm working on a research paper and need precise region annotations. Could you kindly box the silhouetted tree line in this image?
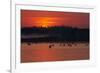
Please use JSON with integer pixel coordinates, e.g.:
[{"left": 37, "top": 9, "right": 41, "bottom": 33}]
[{"left": 21, "top": 26, "right": 89, "bottom": 43}]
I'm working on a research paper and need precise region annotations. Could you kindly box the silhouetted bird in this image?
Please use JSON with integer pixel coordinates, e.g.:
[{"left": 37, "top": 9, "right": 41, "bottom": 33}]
[
  {"left": 67, "top": 43, "right": 72, "bottom": 47},
  {"left": 63, "top": 43, "right": 65, "bottom": 46},
  {"left": 27, "top": 43, "right": 31, "bottom": 45},
  {"left": 49, "top": 44, "right": 54, "bottom": 48}
]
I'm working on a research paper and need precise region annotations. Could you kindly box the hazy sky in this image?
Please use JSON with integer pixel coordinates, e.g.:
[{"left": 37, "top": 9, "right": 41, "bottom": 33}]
[{"left": 21, "top": 10, "right": 89, "bottom": 28}]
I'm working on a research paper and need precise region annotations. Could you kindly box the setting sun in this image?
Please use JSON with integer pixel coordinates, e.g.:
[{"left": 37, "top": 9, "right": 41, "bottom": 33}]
[{"left": 41, "top": 24, "right": 48, "bottom": 28}]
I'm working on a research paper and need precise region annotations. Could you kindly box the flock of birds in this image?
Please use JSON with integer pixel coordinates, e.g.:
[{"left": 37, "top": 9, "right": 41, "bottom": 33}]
[
  {"left": 48, "top": 43, "right": 78, "bottom": 48},
  {"left": 26, "top": 42, "right": 88, "bottom": 48}
]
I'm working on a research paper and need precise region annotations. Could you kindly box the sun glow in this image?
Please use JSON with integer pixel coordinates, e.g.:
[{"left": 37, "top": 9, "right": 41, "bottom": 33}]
[
  {"left": 41, "top": 24, "right": 48, "bottom": 28},
  {"left": 39, "top": 17, "right": 50, "bottom": 28},
  {"left": 32, "top": 17, "right": 60, "bottom": 28}
]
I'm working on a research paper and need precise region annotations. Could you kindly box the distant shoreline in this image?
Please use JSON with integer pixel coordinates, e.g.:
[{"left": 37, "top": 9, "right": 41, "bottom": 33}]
[
  {"left": 21, "top": 41, "right": 89, "bottom": 43},
  {"left": 21, "top": 26, "right": 89, "bottom": 43}
]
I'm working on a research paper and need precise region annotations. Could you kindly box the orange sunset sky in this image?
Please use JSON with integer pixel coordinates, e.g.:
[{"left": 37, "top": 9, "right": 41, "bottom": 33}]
[{"left": 21, "top": 10, "right": 89, "bottom": 28}]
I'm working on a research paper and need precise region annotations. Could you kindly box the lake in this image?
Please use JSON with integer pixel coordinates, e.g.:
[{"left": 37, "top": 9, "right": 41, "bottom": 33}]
[{"left": 21, "top": 42, "right": 89, "bottom": 63}]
